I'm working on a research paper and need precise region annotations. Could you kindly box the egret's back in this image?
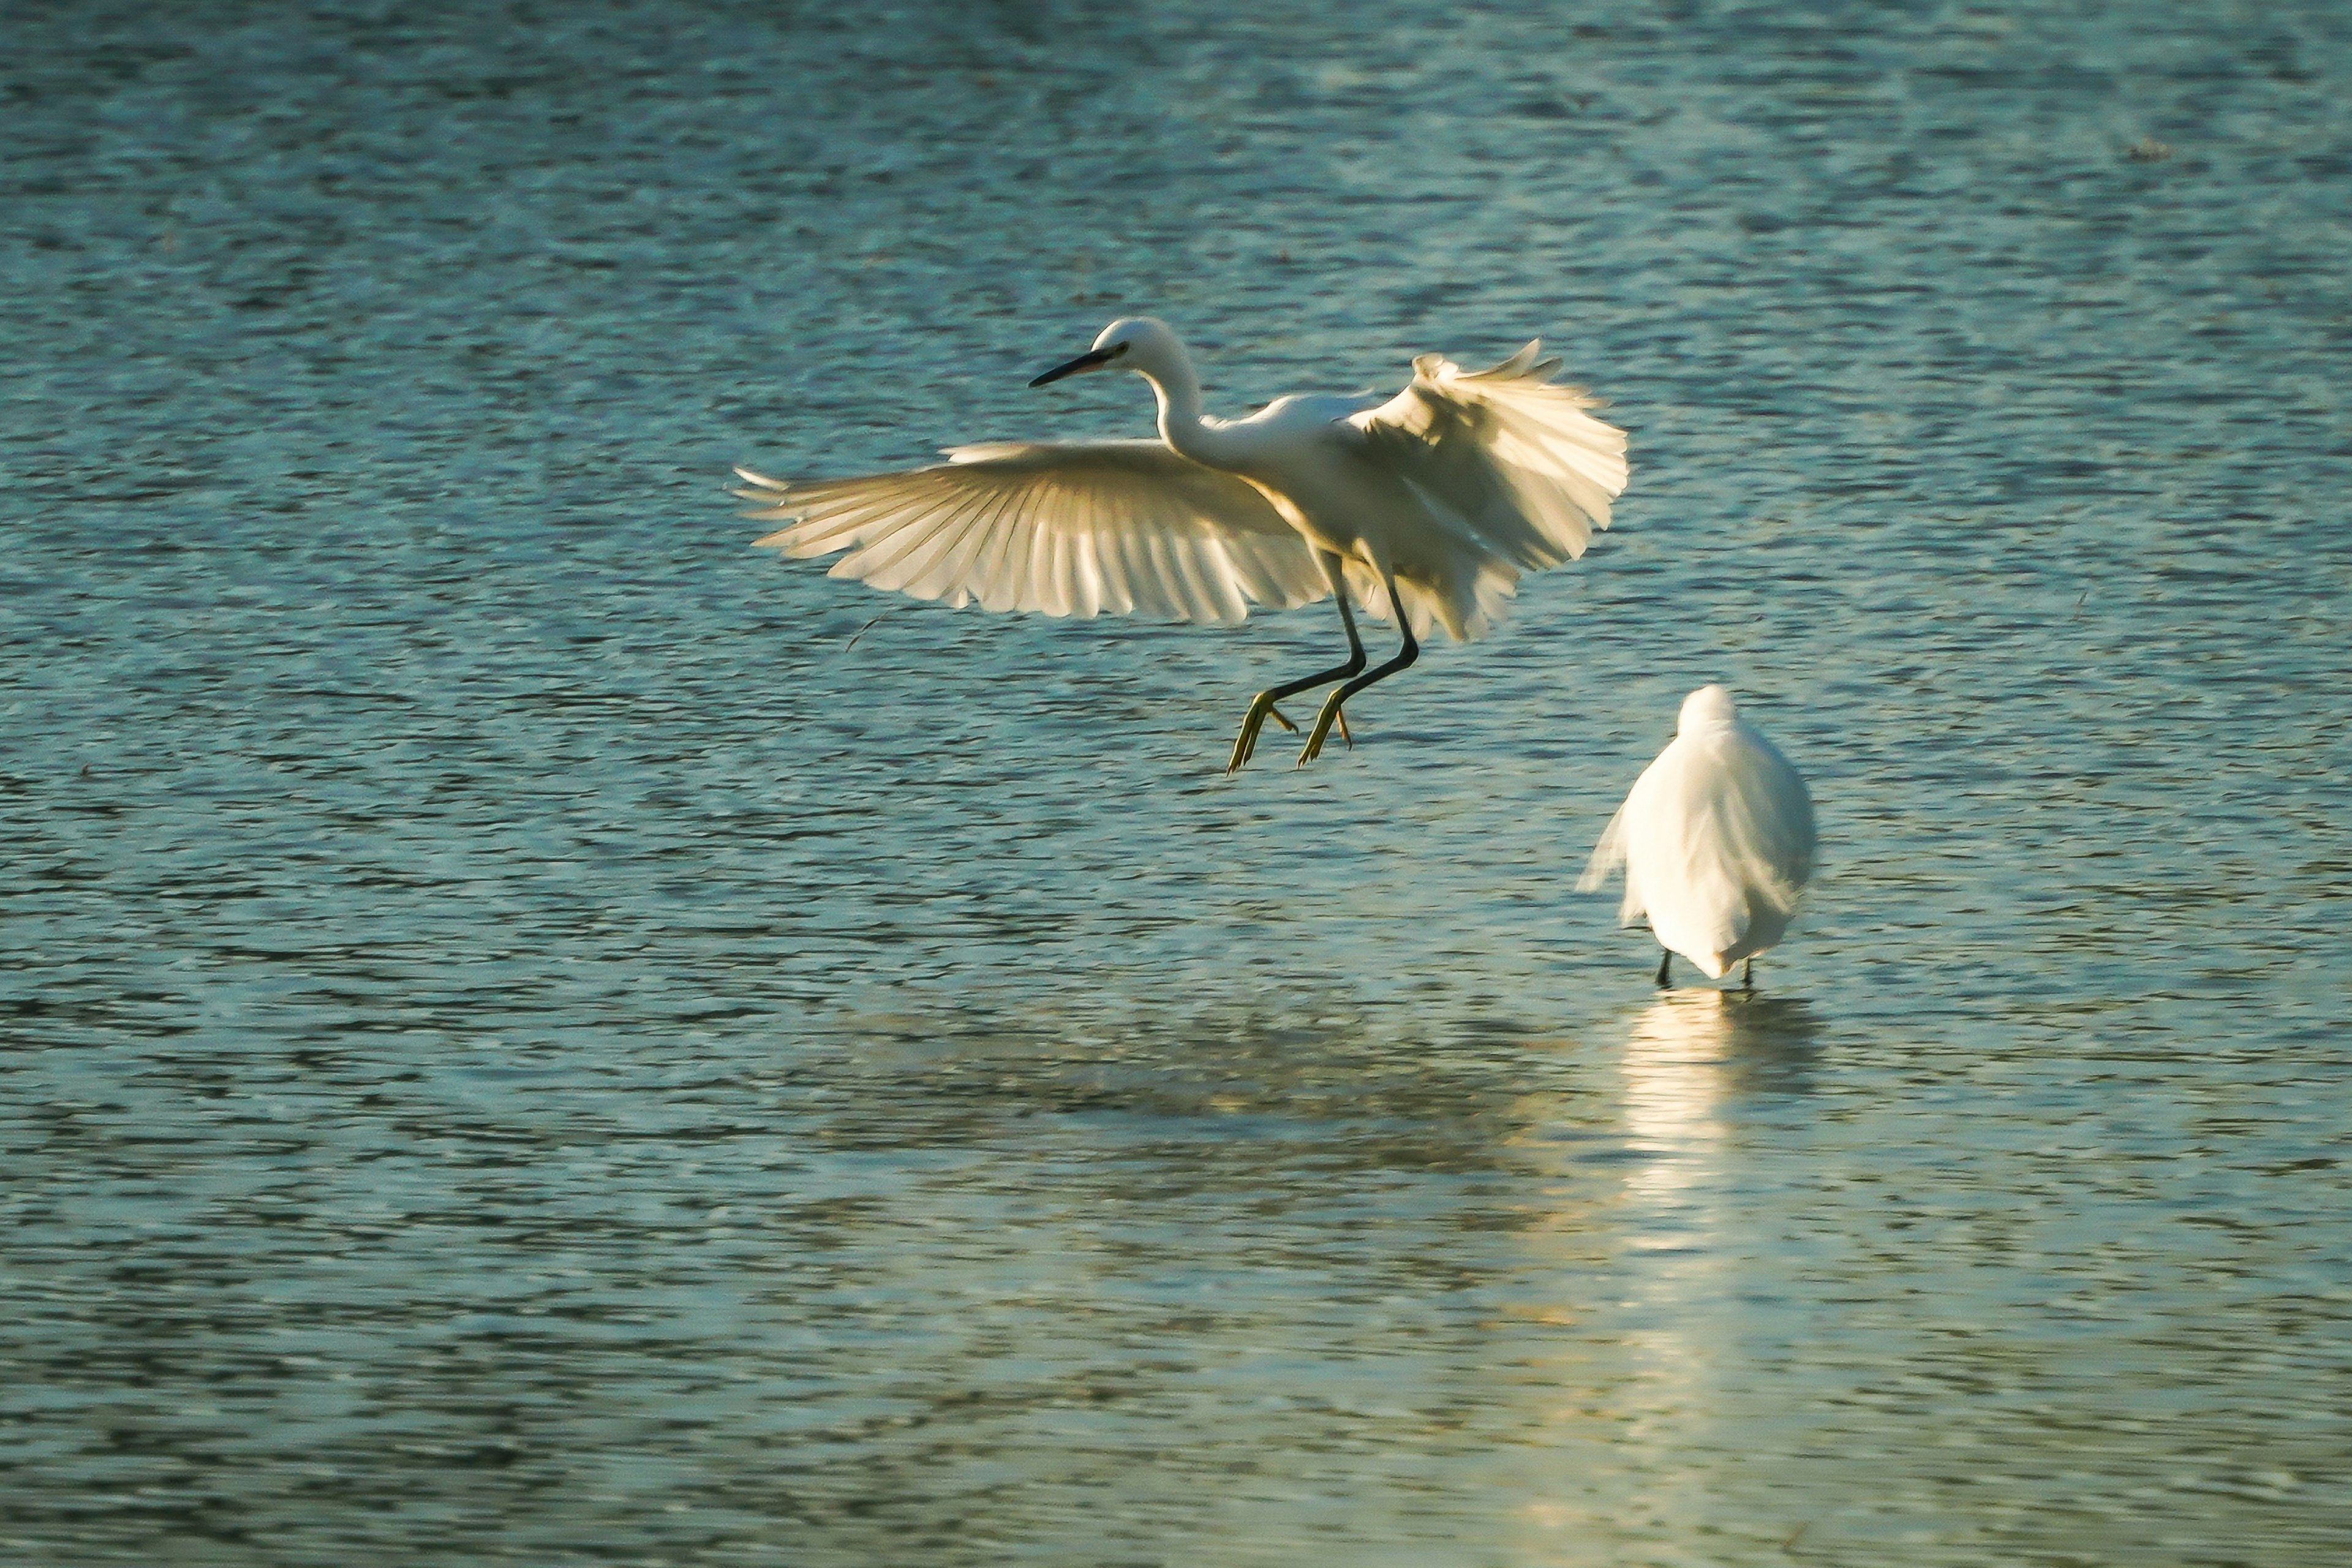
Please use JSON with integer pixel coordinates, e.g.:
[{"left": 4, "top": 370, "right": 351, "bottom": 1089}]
[{"left": 1580, "top": 688, "right": 1815, "bottom": 979}]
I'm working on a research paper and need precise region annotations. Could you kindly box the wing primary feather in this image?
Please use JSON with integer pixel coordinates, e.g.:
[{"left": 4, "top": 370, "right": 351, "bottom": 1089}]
[
  {"left": 919, "top": 478, "right": 1023, "bottom": 607},
  {"left": 1006, "top": 481, "right": 1058, "bottom": 615},
  {"left": 856, "top": 476, "right": 1014, "bottom": 595},
  {"left": 1026, "top": 481, "right": 1070, "bottom": 617},
  {"left": 966, "top": 476, "right": 1032, "bottom": 614},
  {"left": 1069, "top": 511, "right": 1110, "bottom": 616},
  {"left": 769, "top": 482, "right": 946, "bottom": 556},
  {"left": 744, "top": 440, "right": 1326, "bottom": 625},
  {"left": 839, "top": 477, "right": 1000, "bottom": 592}
]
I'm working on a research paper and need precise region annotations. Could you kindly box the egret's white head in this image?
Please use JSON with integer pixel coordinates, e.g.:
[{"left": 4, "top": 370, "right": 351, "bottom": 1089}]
[
  {"left": 1678, "top": 684, "right": 1738, "bottom": 733},
  {"left": 1030, "top": 317, "right": 1186, "bottom": 388}
]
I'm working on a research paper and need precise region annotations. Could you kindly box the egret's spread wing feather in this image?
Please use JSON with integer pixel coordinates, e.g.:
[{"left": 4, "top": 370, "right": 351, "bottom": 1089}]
[
  {"left": 736, "top": 440, "right": 1325, "bottom": 625},
  {"left": 1352, "top": 342, "right": 1630, "bottom": 572}
]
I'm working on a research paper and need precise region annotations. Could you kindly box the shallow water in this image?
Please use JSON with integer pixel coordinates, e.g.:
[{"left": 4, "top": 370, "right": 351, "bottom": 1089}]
[{"left": 4, "top": 1, "right": 2350, "bottom": 1563}]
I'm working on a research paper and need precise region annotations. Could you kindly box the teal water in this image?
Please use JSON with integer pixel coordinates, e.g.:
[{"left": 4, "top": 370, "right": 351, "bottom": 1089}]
[{"left": 4, "top": 2, "right": 2349, "bottom": 1563}]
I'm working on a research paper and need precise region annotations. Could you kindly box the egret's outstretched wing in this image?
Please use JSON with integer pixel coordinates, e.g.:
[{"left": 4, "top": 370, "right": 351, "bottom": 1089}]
[
  {"left": 1352, "top": 342, "right": 1630, "bottom": 571},
  {"left": 736, "top": 440, "right": 1325, "bottom": 626}
]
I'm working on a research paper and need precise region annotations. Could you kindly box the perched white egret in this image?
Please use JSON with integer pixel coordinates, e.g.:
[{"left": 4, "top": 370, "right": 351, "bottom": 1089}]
[
  {"left": 734, "top": 317, "right": 1628, "bottom": 771},
  {"left": 1578, "top": 685, "right": 1816, "bottom": 989}
]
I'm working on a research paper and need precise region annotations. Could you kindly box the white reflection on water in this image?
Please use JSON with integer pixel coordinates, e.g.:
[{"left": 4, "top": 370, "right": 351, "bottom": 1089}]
[
  {"left": 1619, "top": 986, "right": 1820, "bottom": 1232},
  {"left": 1627, "top": 992, "right": 1825, "bottom": 1222},
  {"left": 1506, "top": 992, "right": 1825, "bottom": 1557},
  {"left": 1621, "top": 990, "right": 1737, "bottom": 1213},
  {"left": 1611, "top": 990, "right": 1742, "bottom": 1540}
]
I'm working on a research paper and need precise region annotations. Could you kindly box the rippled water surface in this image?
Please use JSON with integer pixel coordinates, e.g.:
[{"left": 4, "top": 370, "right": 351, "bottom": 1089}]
[{"left": 6, "top": 1, "right": 2350, "bottom": 1563}]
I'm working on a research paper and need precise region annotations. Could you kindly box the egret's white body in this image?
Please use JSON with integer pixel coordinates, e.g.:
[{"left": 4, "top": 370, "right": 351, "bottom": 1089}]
[
  {"left": 734, "top": 316, "right": 1628, "bottom": 769},
  {"left": 1578, "top": 686, "right": 1817, "bottom": 985}
]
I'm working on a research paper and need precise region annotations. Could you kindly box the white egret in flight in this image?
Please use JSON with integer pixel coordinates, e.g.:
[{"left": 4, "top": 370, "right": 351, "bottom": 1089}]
[
  {"left": 1578, "top": 685, "right": 1817, "bottom": 989},
  {"left": 734, "top": 317, "right": 1628, "bottom": 771}
]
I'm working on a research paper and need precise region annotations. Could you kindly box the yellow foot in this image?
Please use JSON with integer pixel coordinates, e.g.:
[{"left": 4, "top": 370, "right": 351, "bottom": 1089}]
[
  {"left": 1297, "top": 691, "right": 1351, "bottom": 766},
  {"left": 1227, "top": 691, "right": 1292, "bottom": 774}
]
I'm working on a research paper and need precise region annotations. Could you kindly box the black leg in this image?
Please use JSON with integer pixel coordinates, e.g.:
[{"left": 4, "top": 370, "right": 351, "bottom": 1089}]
[
  {"left": 1656, "top": 948, "right": 1672, "bottom": 988},
  {"left": 1229, "top": 552, "right": 1365, "bottom": 772},
  {"left": 1299, "top": 582, "right": 1419, "bottom": 765},
  {"left": 1743, "top": 957, "right": 1754, "bottom": 992}
]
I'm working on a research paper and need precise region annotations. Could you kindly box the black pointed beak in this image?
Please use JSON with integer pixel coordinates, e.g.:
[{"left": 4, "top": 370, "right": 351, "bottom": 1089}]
[{"left": 1028, "top": 342, "right": 1125, "bottom": 388}]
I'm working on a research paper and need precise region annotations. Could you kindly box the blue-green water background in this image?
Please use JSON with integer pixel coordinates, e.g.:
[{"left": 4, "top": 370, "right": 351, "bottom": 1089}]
[{"left": 4, "top": 1, "right": 2349, "bottom": 1563}]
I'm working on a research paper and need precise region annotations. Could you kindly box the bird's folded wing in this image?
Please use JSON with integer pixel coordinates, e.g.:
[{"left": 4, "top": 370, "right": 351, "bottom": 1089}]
[
  {"left": 1351, "top": 342, "right": 1630, "bottom": 571},
  {"left": 1718, "top": 732, "right": 1818, "bottom": 910},
  {"left": 734, "top": 440, "right": 1326, "bottom": 626}
]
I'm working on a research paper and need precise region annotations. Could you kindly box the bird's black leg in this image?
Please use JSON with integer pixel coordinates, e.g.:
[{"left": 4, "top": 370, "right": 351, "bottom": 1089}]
[
  {"left": 1743, "top": 957, "right": 1755, "bottom": 992},
  {"left": 1229, "top": 551, "right": 1365, "bottom": 773},
  {"left": 1656, "top": 948, "right": 1672, "bottom": 988},
  {"left": 1299, "top": 579, "right": 1417, "bottom": 766}
]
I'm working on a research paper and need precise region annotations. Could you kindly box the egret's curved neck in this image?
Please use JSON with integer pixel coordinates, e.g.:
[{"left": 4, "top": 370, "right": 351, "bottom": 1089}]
[{"left": 1137, "top": 352, "right": 1238, "bottom": 469}]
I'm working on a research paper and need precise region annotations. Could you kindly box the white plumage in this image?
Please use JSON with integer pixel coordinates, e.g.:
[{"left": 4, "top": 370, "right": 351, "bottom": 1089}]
[
  {"left": 732, "top": 440, "right": 1328, "bottom": 627},
  {"left": 735, "top": 315, "right": 1629, "bottom": 769},
  {"left": 1578, "top": 685, "right": 1817, "bottom": 986}
]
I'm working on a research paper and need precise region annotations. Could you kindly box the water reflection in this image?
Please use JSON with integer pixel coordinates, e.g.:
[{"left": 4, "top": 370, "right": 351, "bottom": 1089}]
[
  {"left": 750, "top": 1000, "right": 1680, "bottom": 1564},
  {"left": 1621, "top": 990, "right": 1734, "bottom": 1178},
  {"left": 1625, "top": 989, "right": 1823, "bottom": 1140},
  {"left": 1617, "top": 992, "right": 1820, "bottom": 1550}
]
